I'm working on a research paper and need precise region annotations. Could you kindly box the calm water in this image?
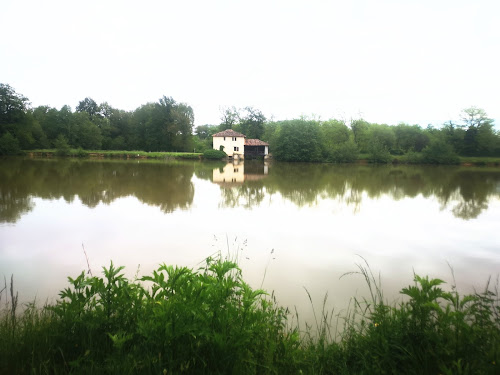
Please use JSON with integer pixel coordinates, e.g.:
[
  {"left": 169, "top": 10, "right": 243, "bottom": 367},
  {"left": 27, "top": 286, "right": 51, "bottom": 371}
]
[{"left": 1, "top": 157, "right": 500, "bottom": 322}]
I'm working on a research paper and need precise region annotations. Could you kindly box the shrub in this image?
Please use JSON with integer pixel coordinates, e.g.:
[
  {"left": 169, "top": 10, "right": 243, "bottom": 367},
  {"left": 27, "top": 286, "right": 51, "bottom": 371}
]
[
  {"left": 368, "top": 142, "right": 392, "bottom": 163},
  {"left": 203, "top": 149, "right": 227, "bottom": 160},
  {"left": 75, "top": 147, "right": 88, "bottom": 157},
  {"left": 421, "top": 140, "right": 460, "bottom": 165},
  {"left": 327, "top": 140, "right": 359, "bottom": 163},
  {"left": 402, "top": 150, "right": 423, "bottom": 164},
  {"left": 54, "top": 134, "right": 70, "bottom": 156},
  {"left": 0, "top": 131, "right": 21, "bottom": 155}
]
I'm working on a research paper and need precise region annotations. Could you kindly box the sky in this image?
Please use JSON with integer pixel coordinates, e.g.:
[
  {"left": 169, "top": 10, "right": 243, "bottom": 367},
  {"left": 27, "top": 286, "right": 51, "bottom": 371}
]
[{"left": 1, "top": 0, "right": 499, "bottom": 127}]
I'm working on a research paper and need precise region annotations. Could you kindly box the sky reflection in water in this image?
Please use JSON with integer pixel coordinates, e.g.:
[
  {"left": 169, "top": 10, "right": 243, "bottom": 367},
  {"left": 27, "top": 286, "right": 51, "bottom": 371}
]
[{"left": 1, "top": 158, "right": 499, "bottom": 324}]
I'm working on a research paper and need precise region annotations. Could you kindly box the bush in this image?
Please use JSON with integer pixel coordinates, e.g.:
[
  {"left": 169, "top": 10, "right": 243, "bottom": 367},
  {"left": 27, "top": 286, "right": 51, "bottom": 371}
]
[
  {"left": 0, "top": 257, "right": 296, "bottom": 374},
  {"left": 0, "top": 131, "right": 21, "bottom": 155},
  {"left": 402, "top": 150, "right": 423, "bottom": 164},
  {"left": 327, "top": 140, "right": 359, "bottom": 163},
  {"left": 54, "top": 134, "right": 70, "bottom": 156},
  {"left": 75, "top": 147, "right": 88, "bottom": 157},
  {"left": 421, "top": 140, "right": 460, "bottom": 165},
  {"left": 203, "top": 149, "right": 227, "bottom": 160},
  {"left": 368, "top": 142, "right": 392, "bottom": 163},
  {"left": 1, "top": 257, "right": 499, "bottom": 374}
]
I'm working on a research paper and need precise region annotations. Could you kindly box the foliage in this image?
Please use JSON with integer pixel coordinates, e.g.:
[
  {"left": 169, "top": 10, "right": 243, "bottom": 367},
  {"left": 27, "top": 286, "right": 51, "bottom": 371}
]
[
  {"left": 203, "top": 149, "right": 227, "bottom": 160},
  {"left": 1, "top": 257, "right": 499, "bottom": 374},
  {"left": 327, "top": 140, "right": 359, "bottom": 163},
  {"left": 54, "top": 134, "right": 71, "bottom": 156},
  {"left": 367, "top": 141, "right": 393, "bottom": 163},
  {"left": 272, "top": 119, "right": 323, "bottom": 162},
  {"left": 0, "top": 256, "right": 297, "bottom": 374},
  {"left": 239, "top": 106, "right": 266, "bottom": 139},
  {"left": 2, "top": 82, "right": 500, "bottom": 162},
  {"left": 0, "top": 83, "right": 29, "bottom": 125},
  {"left": 0, "top": 131, "right": 21, "bottom": 155},
  {"left": 421, "top": 139, "right": 460, "bottom": 165}
]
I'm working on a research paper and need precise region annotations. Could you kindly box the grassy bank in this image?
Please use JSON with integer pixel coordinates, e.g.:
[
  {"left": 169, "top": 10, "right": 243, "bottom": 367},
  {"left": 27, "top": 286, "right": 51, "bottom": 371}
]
[
  {"left": 357, "top": 153, "right": 500, "bottom": 166},
  {"left": 1, "top": 256, "right": 499, "bottom": 374},
  {"left": 26, "top": 149, "right": 202, "bottom": 160}
]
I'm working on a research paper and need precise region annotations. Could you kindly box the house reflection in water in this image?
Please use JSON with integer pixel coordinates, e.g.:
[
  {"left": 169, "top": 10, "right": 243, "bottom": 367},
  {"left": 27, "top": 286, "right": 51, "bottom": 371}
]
[{"left": 212, "top": 162, "right": 269, "bottom": 185}]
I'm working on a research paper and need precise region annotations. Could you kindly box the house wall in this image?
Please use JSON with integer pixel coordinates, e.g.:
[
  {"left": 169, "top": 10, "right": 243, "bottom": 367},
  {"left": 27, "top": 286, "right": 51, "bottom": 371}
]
[{"left": 213, "top": 136, "right": 245, "bottom": 157}]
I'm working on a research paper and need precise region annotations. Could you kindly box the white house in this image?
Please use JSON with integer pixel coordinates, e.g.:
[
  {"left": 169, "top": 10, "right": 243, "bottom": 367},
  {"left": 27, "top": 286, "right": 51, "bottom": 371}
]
[{"left": 212, "top": 129, "right": 269, "bottom": 159}]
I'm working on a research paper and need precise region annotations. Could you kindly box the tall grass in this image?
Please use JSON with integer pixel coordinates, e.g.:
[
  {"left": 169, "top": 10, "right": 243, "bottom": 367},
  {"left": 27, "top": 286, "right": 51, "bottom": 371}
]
[{"left": 1, "top": 255, "right": 499, "bottom": 374}]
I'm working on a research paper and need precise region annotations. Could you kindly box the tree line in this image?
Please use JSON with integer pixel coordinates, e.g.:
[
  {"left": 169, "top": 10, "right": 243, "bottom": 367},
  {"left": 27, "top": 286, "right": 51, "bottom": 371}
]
[
  {"left": 0, "top": 83, "right": 194, "bottom": 155},
  {"left": 1, "top": 83, "right": 499, "bottom": 162},
  {"left": 195, "top": 106, "right": 500, "bottom": 163}
]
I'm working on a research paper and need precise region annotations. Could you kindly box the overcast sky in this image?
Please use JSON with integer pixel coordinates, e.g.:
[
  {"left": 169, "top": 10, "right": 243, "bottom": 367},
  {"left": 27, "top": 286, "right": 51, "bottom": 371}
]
[{"left": 1, "top": 0, "right": 499, "bottom": 127}]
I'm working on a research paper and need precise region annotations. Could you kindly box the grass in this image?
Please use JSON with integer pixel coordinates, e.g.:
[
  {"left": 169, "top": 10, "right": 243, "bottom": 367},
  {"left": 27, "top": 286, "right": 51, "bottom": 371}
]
[
  {"left": 356, "top": 153, "right": 500, "bottom": 166},
  {"left": 26, "top": 149, "right": 203, "bottom": 160},
  {"left": 1, "top": 255, "right": 499, "bottom": 374},
  {"left": 458, "top": 156, "right": 500, "bottom": 166}
]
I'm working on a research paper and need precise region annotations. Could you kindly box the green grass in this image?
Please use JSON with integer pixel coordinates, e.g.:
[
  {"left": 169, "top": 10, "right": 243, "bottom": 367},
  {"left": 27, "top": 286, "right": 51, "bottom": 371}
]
[
  {"left": 459, "top": 156, "right": 500, "bottom": 166},
  {"left": 1, "top": 255, "right": 499, "bottom": 374},
  {"left": 356, "top": 153, "right": 500, "bottom": 166},
  {"left": 26, "top": 149, "right": 202, "bottom": 160}
]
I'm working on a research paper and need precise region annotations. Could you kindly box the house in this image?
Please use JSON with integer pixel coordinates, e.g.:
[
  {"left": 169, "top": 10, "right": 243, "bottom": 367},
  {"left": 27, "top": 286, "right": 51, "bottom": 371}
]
[{"left": 212, "top": 129, "right": 269, "bottom": 159}]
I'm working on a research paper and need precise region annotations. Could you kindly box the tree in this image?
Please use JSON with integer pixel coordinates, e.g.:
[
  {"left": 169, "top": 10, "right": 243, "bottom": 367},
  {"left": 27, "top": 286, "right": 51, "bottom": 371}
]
[
  {"left": 0, "top": 83, "right": 30, "bottom": 126},
  {"left": 54, "top": 134, "right": 70, "bottom": 156},
  {"left": 239, "top": 107, "right": 266, "bottom": 139},
  {"left": 394, "top": 123, "right": 429, "bottom": 153},
  {"left": 195, "top": 125, "right": 217, "bottom": 140},
  {"left": 350, "top": 119, "right": 371, "bottom": 152},
  {"left": 272, "top": 119, "right": 322, "bottom": 162},
  {"left": 460, "top": 107, "right": 496, "bottom": 156},
  {"left": 76, "top": 97, "right": 100, "bottom": 121},
  {"left": 421, "top": 139, "right": 460, "bottom": 164},
  {"left": 0, "top": 131, "right": 21, "bottom": 155},
  {"left": 219, "top": 106, "right": 239, "bottom": 130}
]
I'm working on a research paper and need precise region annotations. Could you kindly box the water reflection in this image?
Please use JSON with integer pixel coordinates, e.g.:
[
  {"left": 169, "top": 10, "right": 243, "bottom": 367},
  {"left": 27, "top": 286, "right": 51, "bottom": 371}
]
[
  {"left": 214, "top": 163, "right": 500, "bottom": 220},
  {"left": 0, "top": 158, "right": 500, "bottom": 223},
  {"left": 0, "top": 158, "right": 196, "bottom": 223}
]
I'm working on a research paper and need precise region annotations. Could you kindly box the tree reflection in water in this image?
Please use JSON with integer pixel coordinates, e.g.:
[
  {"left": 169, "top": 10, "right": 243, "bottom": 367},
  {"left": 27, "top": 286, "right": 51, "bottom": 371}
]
[{"left": 0, "top": 158, "right": 499, "bottom": 223}]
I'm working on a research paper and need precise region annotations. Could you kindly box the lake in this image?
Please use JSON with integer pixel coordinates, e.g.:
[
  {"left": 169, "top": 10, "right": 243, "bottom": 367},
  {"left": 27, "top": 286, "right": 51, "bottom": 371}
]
[{"left": 1, "top": 157, "right": 500, "bottom": 324}]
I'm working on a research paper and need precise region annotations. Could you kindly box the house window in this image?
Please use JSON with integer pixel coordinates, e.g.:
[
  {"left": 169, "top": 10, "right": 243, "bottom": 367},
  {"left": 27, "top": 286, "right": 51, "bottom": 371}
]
[
  {"left": 234, "top": 146, "right": 239, "bottom": 152},
  {"left": 224, "top": 137, "right": 226, "bottom": 140},
  {"left": 234, "top": 168, "right": 239, "bottom": 173},
  {"left": 232, "top": 137, "right": 237, "bottom": 141}
]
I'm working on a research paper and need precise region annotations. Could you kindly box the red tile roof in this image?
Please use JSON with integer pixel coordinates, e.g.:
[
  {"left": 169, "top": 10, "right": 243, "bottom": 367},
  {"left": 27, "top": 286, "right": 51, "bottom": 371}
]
[
  {"left": 212, "top": 129, "right": 246, "bottom": 138},
  {"left": 245, "top": 139, "right": 269, "bottom": 146}
]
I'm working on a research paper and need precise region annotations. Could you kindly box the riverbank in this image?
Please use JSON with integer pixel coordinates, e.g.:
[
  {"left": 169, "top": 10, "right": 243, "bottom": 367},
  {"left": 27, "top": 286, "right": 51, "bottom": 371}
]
[
  {"left": 21, "top": 149, "right": 500, "bottom": 166},
  {"left": 1, "top": 256, "right": 498, "bottom": 374},
  {"left": 26, "top": 149, "right": 203, "bottom": 160}
]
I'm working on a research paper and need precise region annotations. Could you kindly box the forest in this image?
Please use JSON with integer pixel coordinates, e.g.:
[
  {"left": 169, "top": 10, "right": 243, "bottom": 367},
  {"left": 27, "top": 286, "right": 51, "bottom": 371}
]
[{"left": 1, "top": 83, "right": 499, "bottom": 163}]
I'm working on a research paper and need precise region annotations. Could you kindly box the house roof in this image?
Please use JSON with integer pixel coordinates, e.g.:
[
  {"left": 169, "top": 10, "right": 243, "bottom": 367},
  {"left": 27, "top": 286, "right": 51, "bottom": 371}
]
[
  {"left": 245, "top": 139, "right": 269, "bottom": 146},
  {"left": 212, "top": 129, "right": 246, "bottom": 138}
]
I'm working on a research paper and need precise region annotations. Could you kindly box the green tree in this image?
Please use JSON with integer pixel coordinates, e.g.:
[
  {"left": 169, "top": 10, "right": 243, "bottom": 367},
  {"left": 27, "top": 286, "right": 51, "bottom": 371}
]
[
  {"left": 350, "top": 119, "right": 371, "bottom": 152},
  {"left": 461, "top": 107, "right": 496, "bottom": 156},
  {"left": 421, "top": 139, "right": 460, "bottom": 164},
  {"left": 76, "top": 97, "right": 100, "bottom": 121},
  {"left": 272, "top": 119, "right": 322, "bottom": 162},
  {"left": 320, "top": 119, "right": 358, "bottom": 162},
  {"left": 239, "top": 107, "right": 266, "bottom": 139},
  {"left": 394, "top": 123, "right": 429, "bottom": 153},
  {"left": 0, "top": 83, "right": 29, "bottom": 126},
  {"left": 0, "top": 131, "right": 21, "bottom": 155},
  {"left": 219, "top": 106, "right": 239, "bottom": 130},
  {"left": 54, "top": 134, "right": 70, "bottom": 156}
]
